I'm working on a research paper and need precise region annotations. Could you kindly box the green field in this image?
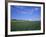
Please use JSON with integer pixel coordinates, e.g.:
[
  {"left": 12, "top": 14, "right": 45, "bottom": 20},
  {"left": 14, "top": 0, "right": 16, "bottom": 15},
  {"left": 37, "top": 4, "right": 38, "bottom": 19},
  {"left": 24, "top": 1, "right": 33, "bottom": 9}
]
[{"left": 11, "top": 20, "right": 41, "bottom": 31}]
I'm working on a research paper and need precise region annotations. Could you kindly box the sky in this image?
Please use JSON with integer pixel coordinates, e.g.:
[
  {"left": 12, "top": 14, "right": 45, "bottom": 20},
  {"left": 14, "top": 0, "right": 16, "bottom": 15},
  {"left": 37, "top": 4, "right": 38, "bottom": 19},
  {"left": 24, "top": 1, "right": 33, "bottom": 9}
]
[{"left": 11, "top": 5, "right": 41, "bottom": 21}]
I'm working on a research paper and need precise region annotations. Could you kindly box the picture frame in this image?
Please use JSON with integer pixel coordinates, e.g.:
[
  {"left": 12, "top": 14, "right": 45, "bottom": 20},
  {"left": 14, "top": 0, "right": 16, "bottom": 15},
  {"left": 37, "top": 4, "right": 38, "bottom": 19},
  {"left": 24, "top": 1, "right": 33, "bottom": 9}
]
[{"left": 5, "top": 1, "right": 45, "bottom": 37}]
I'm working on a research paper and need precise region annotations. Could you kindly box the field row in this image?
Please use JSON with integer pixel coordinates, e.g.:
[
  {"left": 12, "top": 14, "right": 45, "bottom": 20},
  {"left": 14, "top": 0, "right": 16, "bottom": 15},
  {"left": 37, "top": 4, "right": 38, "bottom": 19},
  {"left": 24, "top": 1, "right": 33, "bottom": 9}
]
[{"left": 11, "top": 21, "right": 41, "bottom": 31}]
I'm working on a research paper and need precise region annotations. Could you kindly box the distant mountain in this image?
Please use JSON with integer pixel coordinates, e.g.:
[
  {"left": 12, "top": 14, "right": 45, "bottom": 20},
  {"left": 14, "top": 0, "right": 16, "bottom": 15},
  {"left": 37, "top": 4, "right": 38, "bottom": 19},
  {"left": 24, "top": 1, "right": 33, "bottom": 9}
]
[{"left": 11, "top": 19, "right": 40, "bottom": 21}]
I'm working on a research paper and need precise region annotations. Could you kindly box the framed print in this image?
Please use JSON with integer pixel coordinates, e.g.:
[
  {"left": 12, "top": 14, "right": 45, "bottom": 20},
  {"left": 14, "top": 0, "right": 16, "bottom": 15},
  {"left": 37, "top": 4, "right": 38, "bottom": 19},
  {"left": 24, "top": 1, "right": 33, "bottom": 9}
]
[{"left": 5, "top": 1, "right": 45, "bottom": 36}]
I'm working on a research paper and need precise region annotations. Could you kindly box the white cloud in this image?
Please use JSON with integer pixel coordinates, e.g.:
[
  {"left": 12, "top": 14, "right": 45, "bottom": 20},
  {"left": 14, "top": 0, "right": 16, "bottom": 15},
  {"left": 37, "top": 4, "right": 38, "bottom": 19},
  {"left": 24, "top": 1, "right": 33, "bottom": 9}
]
[
  {"left": 34, "top": 8, "right": 39, "bottom": 11},
  {"left": 21, "top": 11, "right": 27, "bottom": 14},
  {"left": 21, "top": 10, "right": 33, "bottom": 15}
]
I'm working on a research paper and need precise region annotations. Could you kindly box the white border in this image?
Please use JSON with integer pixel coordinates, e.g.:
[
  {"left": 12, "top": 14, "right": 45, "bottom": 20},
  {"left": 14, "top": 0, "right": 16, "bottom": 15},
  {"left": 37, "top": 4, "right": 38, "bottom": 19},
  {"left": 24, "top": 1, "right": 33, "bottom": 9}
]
[{"left": 8, "top": 2, "right": 43, "bottom": 35}]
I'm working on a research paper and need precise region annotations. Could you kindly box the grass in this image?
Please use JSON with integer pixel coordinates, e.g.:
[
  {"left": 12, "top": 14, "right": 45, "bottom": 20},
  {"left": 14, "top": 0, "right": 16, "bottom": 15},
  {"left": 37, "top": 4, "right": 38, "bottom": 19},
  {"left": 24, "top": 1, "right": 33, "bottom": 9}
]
[{"left": 11, "top": 20, "right": 41, "bottom": 31}]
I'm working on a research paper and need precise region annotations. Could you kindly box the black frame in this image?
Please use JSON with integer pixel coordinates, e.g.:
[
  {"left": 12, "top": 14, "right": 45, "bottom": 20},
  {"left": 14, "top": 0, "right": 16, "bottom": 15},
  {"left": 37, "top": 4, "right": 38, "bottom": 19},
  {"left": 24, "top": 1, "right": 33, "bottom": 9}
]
[{"left": 5, "top": 0, "right": 45, "bottom": 37}]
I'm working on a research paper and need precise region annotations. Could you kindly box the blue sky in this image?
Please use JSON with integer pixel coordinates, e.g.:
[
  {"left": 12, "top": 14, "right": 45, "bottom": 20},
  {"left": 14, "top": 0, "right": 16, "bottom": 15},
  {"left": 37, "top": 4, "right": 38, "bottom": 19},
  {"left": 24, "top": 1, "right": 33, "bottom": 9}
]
[{"left": 11, "top": 5, "right": 41, "bottom": 21}]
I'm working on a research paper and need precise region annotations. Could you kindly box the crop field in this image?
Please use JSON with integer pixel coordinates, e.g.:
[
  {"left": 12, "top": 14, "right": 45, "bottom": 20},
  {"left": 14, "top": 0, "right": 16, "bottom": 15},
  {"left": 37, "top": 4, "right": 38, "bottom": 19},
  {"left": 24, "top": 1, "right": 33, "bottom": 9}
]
[{"left": 11, "top": 20, "right": 41, "bottom": 31}]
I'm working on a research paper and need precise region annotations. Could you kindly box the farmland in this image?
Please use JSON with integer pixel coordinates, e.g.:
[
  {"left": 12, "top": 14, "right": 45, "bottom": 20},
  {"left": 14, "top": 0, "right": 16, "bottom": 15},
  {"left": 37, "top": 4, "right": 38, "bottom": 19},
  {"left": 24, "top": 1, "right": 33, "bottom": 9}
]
[{"left": 11, "top": 19, "right": 41, "bottom": 31}]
